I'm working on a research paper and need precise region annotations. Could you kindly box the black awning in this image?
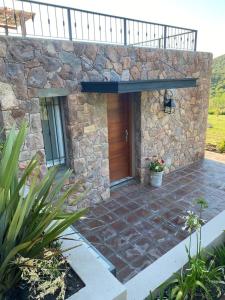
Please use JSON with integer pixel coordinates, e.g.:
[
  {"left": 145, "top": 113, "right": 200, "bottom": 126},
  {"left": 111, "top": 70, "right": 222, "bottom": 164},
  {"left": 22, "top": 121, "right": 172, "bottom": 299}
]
[{"left": 81, "top": 78, "right": 197, "bottom": 94}]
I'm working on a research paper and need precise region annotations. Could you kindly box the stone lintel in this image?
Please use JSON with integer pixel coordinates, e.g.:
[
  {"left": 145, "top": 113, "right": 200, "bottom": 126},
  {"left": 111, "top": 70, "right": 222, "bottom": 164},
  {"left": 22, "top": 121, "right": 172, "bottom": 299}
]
[{"left": 38, "top": 88, "right": 69, "bottom": 98}]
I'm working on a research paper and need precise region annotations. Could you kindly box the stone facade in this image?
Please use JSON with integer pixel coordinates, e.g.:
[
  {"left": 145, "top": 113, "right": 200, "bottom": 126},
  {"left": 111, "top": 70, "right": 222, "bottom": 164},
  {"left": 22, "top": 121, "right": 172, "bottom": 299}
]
[
  {"left": 138, "top": 87, "right": 210, "bottom": 183},
  {"left": 0, "top": 36, "right": 212, "bottom": 206},
  {"left": 65, "top": 93, "right": 110, "bottom": 206}
]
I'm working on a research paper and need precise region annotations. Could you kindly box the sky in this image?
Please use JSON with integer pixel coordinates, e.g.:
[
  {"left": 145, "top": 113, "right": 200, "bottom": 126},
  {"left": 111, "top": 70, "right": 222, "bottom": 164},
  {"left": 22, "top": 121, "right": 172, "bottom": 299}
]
[{"left": 41, "top": 0, "right": 225, "bottom": 58}]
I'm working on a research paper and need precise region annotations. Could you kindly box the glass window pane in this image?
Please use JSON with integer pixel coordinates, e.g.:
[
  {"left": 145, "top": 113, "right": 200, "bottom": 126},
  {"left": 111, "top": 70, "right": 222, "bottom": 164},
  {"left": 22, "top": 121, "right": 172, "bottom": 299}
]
[{"left": 40, "top": 97, "right": 65, "bottom": 167}]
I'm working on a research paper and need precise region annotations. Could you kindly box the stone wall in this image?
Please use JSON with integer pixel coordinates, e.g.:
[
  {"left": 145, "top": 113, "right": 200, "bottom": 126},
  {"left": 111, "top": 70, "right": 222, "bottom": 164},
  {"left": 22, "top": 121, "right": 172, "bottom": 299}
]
[
  {"left": 0, "top": 36, "right": 212, "bottom": 206},
  {"left": 139, "top": 87, "right": 210, "bottom": 183},
  {"left": 65, "top": 92, "right": 110, "bottom": 206}
]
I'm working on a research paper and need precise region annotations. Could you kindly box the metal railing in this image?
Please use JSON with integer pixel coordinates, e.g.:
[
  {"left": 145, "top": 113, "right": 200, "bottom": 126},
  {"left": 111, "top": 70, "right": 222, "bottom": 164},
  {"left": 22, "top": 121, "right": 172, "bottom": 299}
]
[
  {"left": 40, "top": 96, "right": 66, "bottom": 167},
  {"left": 0, "top": 0, "right": 197, "bottom": 51}
]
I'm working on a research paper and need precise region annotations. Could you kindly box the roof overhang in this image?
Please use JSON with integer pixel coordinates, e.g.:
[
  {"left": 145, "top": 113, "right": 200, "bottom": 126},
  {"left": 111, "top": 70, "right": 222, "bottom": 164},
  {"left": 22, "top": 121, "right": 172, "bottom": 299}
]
[{"left": 81, "top": 78, "right": 197, "bottom": 94}]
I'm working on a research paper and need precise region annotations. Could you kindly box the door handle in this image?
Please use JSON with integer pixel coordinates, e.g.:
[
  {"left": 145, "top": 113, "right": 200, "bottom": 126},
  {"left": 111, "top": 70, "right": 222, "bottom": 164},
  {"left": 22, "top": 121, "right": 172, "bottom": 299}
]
[{"left": 125, "top": 129, "right": 128, "bottom": 143}]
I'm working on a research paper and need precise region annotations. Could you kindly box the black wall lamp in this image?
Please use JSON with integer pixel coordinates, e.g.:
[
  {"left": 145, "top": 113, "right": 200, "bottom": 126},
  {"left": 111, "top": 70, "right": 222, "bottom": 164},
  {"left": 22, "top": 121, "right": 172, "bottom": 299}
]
[{"left": 164, "top": 89, "right": 176, "bottom": 114}]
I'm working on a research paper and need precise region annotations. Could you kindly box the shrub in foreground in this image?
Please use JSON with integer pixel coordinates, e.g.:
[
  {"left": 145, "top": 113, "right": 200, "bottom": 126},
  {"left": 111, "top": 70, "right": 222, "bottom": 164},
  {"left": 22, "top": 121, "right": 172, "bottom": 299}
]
[
  {"left": 217, "top": 139, "right": 225, "bottom": 153},
  {"left": 0, "top": 123, "right": 85, "bottom": 299}
]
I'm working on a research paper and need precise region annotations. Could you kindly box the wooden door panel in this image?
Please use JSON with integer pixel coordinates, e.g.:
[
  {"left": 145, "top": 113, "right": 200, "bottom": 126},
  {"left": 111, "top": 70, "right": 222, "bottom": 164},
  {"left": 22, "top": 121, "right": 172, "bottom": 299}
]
[
  {"left": 109, "top": 142, "right": 128, "bottom": 154},
  {"left": 107, "top": 94, "right": 131, "bottom": 182}
]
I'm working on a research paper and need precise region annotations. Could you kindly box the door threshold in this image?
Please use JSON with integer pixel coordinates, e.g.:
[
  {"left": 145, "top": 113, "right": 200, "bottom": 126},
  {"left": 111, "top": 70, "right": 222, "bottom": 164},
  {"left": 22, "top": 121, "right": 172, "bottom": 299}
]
[{"left": 110, "top": 177, "right": 133, "bottom": 188}]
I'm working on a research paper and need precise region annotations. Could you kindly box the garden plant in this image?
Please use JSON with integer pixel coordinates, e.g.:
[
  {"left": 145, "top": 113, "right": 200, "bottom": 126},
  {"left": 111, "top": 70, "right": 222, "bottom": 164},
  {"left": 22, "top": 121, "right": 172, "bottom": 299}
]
[
  {"left": 148, "top": 157, "right": 165, "bottom": 172},
  {"left": 0, "top": 123, "right": 86, "bottom": 299},
  {"left": 148, "top": 198, "right": 225, "bottom": 300}
]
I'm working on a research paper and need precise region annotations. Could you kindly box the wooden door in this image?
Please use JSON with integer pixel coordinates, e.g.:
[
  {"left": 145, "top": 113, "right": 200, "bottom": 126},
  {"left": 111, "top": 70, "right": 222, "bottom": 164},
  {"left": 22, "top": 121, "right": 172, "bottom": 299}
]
[{"left": 107, "top": 94, "right": 131, "bottom": 182}]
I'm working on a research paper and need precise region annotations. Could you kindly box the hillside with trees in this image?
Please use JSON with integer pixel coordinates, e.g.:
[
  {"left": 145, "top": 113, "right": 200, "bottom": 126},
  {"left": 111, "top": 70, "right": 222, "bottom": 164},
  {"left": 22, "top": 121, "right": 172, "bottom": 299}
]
[
  {"left": 209, "top": 54, "right": 225, "bottom": 113},
  {"left": 206, "top": 54, "right": 225, "bottom": 152}
]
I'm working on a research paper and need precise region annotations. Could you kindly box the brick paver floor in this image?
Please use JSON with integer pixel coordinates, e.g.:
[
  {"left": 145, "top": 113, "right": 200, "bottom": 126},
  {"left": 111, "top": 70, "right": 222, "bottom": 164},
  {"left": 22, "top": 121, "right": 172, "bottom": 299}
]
[{"left": 73, "top": 157, "right": 225, "bottom": 283}]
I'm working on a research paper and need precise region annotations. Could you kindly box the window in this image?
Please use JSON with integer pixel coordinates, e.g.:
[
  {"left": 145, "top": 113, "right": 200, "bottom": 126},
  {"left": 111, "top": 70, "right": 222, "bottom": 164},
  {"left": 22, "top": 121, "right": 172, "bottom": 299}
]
[{"left": 40, "top": 97, "right": 66, "bottom": 167}]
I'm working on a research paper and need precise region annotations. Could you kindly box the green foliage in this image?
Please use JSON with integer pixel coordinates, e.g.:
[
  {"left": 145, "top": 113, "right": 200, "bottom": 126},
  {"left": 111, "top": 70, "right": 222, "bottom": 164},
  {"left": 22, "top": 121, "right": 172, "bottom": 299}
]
[
  {"left": 0, "top": 142, "right": 4, "bottom": 157},
  {"left": 170, "top": 257, "right": 223, "bottom": 300},
  {"left": 0, "top": 123, "right": 86, "bottom": 298},
  {"left": 148, "top": 199, "right": 225, "bottom": 300},
  {"left": 207, "top": 54, "right": 225, "bottom": 147},
  {"left": 196, "top": 197, "right": 208, "bottom": 210},
  {"left": 208, "top": 109, "right": 215, "bottom": 115},
  {"left": 217, "top": 139, "right": 225, "bottom": 153},
  {"left": 206, "top": 115, "right": 225, "bottom": 146},
  {"left": 211, "top": 54, "right": 225, "bottom": 98},
  {"left": 213, "top": 245, "right": 225, "bottom": 267},
  {"left": 149, "top": 158, "right": 165, "bottom": 172},
  {"left": 209, "top": 95, "right": 225, "bottom": 115},
  {"left": 146, "top": 284, "right": 174, "bottom": 300},
  {"left": 209, "top": 54, "right": 225, "bottom": 115},
  {"left": 0, "top": 129, "right": 4, "bottom": 155}
]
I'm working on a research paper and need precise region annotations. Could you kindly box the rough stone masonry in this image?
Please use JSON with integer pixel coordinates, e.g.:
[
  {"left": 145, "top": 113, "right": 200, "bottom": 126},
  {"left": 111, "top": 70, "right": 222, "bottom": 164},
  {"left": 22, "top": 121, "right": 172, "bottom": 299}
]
[{"left": 0, "top": 36, "right": 212, "bottom": 207}]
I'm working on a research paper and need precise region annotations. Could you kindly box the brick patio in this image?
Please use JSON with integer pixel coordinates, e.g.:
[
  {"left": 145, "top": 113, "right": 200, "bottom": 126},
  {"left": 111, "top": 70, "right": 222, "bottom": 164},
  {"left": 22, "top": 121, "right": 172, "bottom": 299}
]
[{"left": 73, "top": 155, "right": 225, "bottom": 283}]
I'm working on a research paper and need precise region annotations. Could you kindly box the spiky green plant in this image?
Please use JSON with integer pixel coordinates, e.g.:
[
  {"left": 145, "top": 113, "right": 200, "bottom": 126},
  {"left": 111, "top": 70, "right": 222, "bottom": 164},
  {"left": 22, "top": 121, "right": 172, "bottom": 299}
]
[
  {"left": 0, "top": 128, "right": 4, "bottom": 156},
  {"left": 170, "top": 257, "right": 224, "bottom": 300},
  {"left": 0, "top": 123, "right": 86, "bottom": 298},
  {"left": 148, "top": 199, "right": 224, "bottom": 300},
  {"left": 213, "top": 244, "right": 225, "bottom": 268}
]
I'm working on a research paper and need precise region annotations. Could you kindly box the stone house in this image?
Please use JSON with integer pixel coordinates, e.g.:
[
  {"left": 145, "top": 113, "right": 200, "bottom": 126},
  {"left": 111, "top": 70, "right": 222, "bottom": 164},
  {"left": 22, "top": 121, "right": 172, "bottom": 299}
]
[{"left": 0, "top": 6, "right": 212, "bottom": 208}]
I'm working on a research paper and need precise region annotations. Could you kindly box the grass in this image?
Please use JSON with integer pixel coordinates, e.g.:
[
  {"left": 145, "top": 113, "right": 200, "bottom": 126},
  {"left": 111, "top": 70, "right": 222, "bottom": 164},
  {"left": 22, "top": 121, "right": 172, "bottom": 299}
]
[{"left": 206, "top": 114, "right": 225, "bottom": 146}]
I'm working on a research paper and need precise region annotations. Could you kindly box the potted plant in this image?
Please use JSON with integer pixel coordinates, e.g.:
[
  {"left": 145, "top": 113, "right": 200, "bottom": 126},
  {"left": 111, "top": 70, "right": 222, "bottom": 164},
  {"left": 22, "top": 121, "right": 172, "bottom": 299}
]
[{"left": 148, "top": 157, "right": 165, "bottom": 187}]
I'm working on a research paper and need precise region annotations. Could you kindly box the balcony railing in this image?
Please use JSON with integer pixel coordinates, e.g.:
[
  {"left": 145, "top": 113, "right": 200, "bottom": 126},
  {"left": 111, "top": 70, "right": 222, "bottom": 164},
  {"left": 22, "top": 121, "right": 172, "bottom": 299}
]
[{"left": 0, "top": 0, "right": 197, "bottom": 51}]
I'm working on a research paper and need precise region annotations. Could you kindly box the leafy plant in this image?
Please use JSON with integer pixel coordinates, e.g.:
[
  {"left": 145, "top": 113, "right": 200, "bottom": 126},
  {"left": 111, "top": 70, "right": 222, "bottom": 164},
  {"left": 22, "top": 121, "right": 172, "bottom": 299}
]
[
  {"left": 148, "top": 198, "right": 224, "bottom": 300},
  {"left": 210, "top": 54, "right": 225, "bottom": 99},
  {"left": 149, "top": 157, "right": 165, "bottom": 172},
  {"left": 0, "top": 123, "right": 86, "bottom": 298},
  {"left": 171, "top": 257, "right": 223, "bottom": 300},
  {"left": 146, "top": 285, "right": 174, "bottom": 300},
  {"left": 217, "top": 139, "right": 225, "bottom": 153},
  {"left": 213, "top": 244, "right": 225, "bottom": 267},
  {"left": 0, "top": 129, "right": 4, "bottom": 156},
  {"left": 0, "top": 141, "right": 3, "bottom": 153}
]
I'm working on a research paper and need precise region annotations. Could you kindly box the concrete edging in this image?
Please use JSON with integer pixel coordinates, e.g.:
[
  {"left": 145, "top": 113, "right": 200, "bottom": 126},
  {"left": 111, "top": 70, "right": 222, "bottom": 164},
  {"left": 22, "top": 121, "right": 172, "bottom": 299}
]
[
  {"left": 60, "top": 226, "right": 127, "bottom": 300},
  {"left": 125, "top": 210, "right": 225, "bottom": 300}
]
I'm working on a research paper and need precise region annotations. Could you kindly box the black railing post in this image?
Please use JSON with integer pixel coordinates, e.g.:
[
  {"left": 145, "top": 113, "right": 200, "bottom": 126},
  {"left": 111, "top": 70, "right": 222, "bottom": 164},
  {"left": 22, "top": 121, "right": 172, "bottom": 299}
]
[
  {"left": 67, "top": 8, "right": 72, "bottom": 40},
  {"left": 124, "top": 18, "right": 127, "bottom": 45},
  {"left": 194, "top": 30, "right": 197, "bottom": 51},
  {"left": 6, "top": 0, "right": 198, "bottom": 51},
  {"left": 164, "top": 25, "right": 167, "bottom": 49}
]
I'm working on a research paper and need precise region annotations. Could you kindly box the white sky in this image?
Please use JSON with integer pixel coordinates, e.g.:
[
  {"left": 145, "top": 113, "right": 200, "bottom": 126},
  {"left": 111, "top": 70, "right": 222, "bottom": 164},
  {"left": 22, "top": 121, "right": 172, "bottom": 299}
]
[{"left": 44, "top": 0, "right": 225, "bottom": 58}]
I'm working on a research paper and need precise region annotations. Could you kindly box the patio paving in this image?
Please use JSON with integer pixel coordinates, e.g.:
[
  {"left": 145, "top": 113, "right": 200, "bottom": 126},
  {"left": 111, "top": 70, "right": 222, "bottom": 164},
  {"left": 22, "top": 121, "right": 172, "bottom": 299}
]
[{"left": 73, "top": 156, "right": 225, "bottom": 283}]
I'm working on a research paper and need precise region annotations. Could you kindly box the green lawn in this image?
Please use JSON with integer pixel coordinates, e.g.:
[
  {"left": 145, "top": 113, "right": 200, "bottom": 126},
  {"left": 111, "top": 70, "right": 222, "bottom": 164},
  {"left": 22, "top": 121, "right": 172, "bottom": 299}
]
[{"left": 206, "top": 114, "right": 225, "bottom": 145}]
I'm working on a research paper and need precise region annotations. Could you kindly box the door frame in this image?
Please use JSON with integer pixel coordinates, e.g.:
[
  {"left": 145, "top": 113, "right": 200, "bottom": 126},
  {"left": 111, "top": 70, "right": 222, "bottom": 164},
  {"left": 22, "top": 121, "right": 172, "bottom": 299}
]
[{"left": 107, "top": 93, "right": 134, "bottom": 186}]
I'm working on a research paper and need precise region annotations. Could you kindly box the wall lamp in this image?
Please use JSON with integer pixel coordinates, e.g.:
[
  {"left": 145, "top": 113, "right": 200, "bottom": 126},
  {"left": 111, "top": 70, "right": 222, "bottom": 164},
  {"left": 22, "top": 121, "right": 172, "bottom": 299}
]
[{"left": 164, "top": 89, "right": 176, "bottom": 114}]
